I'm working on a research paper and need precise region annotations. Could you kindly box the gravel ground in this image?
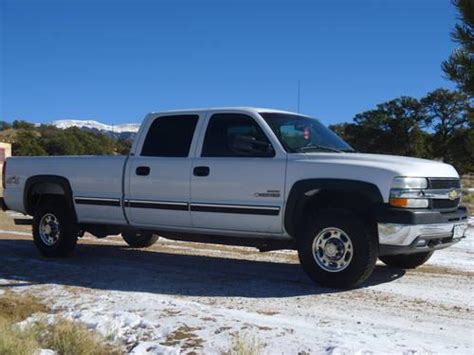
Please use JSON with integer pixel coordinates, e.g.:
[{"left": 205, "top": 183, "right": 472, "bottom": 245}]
[{"left": 0, "top": 211, "right": 472, "bottom": 354}]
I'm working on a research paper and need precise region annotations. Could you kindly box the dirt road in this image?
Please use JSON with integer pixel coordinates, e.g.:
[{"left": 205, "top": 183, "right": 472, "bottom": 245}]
[{"left": 0, "top": 211, "right": 472, "bottom": 354}]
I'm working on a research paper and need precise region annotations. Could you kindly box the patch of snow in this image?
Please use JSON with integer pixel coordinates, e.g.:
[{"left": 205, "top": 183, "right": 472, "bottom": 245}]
[
  {"left": 70, "top": 309, "right": 150, "bottom": 341},
  {"left": 0, "top": 229, "right": 31, "bottom": 236},
  {"left": 16, "top": 313, "right": 55, "bottom": 331},
  {"left": 6, "top": 211, "right": 30, "bottom": 219},
  {"left": 35, "top": 350, "right": 56, "bottom": 355},
  {"left": 51, "top": 120, "right": 140, "bottom": 133},
  {"left": 428, "top": 228, "right": 473, "bottom": 272}
]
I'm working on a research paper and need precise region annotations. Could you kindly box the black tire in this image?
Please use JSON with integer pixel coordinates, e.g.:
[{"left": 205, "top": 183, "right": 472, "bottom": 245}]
[
  {"left": 122, "top": 231, "right": 159, "bottom": 248},
  {"left": 32, "top": 196, "right": 79, "bottom": 257},
  {"left": 297, "top": 209, "right": 377, "bottom": 289},
  {"left": 379, "top": 252, "right": 433, "bottom": 269}
]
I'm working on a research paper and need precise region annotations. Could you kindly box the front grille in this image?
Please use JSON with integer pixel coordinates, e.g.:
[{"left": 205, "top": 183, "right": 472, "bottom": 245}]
[
  {"left": 427, "top": 178, "right": 461, "bottom": 211},
  {"left": 428, "top": 178, "right": 460, "bottom": 189},
  {"left": 431, "top": 198, "right": 460, "bottom": 210}
]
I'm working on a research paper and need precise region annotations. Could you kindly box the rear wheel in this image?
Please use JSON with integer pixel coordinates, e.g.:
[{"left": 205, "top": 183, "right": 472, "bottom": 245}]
[
  {"left": 122, "top": 231, "right": 159, "bottom": 248},
  {"left": 297, "top": 209, "right": 377, "bottom": 289},
  {"left": 33, "top": 197, "right": 79, "bottom": 257},
  {"left": 379, "top": 252, "right": 433, "bottom": 269}
]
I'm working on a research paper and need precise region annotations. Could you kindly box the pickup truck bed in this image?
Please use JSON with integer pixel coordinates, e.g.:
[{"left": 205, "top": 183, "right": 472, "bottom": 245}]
[{"left": 6, "top": 156, "right": 127, "bottom": 225}]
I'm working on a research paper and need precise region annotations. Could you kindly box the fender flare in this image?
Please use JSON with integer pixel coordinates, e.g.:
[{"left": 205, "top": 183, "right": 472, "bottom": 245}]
[
  {"left": 284, "top": 178, "right": 384, "bottom": 237},
  {"left": 24, "top": 175, "right": 76, "bottom": 218}
]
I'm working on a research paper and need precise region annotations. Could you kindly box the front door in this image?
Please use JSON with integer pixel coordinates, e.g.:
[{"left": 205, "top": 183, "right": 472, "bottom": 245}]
[
  {"left": 125, "top": 114, "right": 200, "bottom": 228},
  {"left": 190, "top": 112, "right": 286, "bottom": 234}
]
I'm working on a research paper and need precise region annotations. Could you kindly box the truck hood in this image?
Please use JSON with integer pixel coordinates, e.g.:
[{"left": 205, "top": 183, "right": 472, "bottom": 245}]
[
  {"left": 299, "top": 152, "right": 459, "bottom": 178},
  {"left": 287, "top": 152, "right": 459, "bottom": 202}
]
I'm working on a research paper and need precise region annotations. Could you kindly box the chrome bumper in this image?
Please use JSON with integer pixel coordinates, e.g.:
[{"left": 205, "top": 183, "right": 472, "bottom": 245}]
[{"left": 378, "top": 222, "right": 468, "bottom": 247}]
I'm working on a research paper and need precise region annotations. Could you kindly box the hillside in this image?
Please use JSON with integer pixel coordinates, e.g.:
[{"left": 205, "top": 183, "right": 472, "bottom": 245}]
[
  {"left": 0, "top": 120, "right": 132, "bottom": 156},
  {"left": 51, "top": 120, "right": 140, "bottom": 140}
]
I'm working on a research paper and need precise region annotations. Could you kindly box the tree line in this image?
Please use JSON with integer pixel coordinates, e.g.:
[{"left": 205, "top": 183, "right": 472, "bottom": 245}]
[
  {"left": 331, "top": 0, "right": 473, "bottom": 174},
  {"left": 329, "top": 88, "right": 473, "bottom": 174},
  {"left": 0, "top": 121, "right": 132, "bottom": 156}
]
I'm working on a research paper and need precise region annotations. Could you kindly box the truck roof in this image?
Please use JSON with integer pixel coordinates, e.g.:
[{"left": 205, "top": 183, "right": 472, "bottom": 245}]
[{"left": 149, "top": 107, "right": 301, "bottom": 116}]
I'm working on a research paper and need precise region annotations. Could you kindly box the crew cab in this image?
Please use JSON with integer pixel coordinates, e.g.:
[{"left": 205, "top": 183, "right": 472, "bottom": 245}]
[{"left": 1, "top": 108, "right": 469, "bottom": 288}]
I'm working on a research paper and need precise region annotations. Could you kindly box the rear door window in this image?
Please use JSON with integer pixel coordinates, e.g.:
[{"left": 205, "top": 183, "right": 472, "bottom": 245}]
[{"left": 141, "top": 115, "right": 199, "bottom": 157}]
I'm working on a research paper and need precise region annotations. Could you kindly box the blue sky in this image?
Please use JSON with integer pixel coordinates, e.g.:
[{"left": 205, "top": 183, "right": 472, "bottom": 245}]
[{"left": 0, "top": 0, "right": 457, "bottom": 126}]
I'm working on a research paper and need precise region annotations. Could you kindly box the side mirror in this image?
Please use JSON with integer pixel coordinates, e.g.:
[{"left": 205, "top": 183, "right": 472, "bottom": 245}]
[{"left": 230, "top": 135, "right": 274, "bottom": 157}]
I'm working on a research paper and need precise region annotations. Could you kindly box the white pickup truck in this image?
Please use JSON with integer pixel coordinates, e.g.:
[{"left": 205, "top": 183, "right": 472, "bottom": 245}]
[{"left": 1, "top": 108, "right": 469, "bottom": 288}]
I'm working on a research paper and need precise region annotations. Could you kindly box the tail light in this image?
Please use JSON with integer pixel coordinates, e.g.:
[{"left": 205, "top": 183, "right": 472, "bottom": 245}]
[{"left": 2, "top": 160, "right": 6, "bottom": 189}]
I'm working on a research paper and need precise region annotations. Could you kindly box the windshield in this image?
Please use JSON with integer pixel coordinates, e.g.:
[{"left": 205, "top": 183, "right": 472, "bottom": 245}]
[{"left": 260, "top": 112, "right": 354, "bottom": 153}]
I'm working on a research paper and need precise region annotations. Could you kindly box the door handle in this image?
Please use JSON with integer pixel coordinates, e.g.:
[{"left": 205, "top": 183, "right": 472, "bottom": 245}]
[
  {"left": 193, "top": 166, "right": 210, "bottom": 177},
  {"left": 136, "top": 166, "right": 151, "bottom": 176}
]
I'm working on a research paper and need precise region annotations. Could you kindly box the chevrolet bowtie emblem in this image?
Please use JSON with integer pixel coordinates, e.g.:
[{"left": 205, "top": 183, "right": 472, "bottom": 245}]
[{"left": 448, "top": 189, "right": 460, "bottom": 201}]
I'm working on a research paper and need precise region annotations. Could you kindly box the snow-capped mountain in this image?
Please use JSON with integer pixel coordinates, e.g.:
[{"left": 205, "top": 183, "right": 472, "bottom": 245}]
[{"left": 52, "top": 120, "right": 140, "bottom": 133}]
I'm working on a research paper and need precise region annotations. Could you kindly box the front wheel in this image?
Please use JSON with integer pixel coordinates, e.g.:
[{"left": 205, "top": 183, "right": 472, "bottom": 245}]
[
  {"left": 122, "top": 231, "right": 159, "bottom": 248},
  {"left": 297, "top": 209, "right": 377, "bottom": 289},
  {"left": 379, "top": 252, "right": 433, "bottom": 269}
]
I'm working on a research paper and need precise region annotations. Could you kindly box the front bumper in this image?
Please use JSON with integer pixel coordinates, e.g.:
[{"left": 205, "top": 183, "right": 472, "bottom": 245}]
[{"left": 376, "top": 206, "right": 469, "bottom": 256}]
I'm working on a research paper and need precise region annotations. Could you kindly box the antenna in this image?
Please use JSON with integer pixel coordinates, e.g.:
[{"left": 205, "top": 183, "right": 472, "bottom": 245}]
[{"left": 297, "top": 80, "right": 301, "bottom": 113}]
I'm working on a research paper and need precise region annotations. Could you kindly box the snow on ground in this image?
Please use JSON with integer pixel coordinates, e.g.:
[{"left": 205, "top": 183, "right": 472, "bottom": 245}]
[{"left": 0, "top": 213, "right": 473, "bottom": 354}]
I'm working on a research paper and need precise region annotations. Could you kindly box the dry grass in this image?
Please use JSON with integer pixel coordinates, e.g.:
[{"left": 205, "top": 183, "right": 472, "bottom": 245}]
[
  {"left": 33, "top": 318, "right": 122, "bottom": 355},
  {"left": 0, "top": 291, "right": 48, "bottom": 323},
  {"left": 461, "top": 174, "right": 474, "bottom": 189},
  {"left": 416, "top": 264, "right": 474, "bottom": 278},
  {"left": 0, "top": 316, "right": 39, "bottom": 355},
  {"left": 0, "top": 291, "right": 122, "bottom": 355},
  {"left": 461, "top": 174, "right": 474, "bottom": 215},
  {"left": 0, "top": 291, "right": 44, "bottom": 355},
  {"left": 230, "top": 333, "right": 264, "bottom": 355},
  {"left": 462, "top": 193, "right": 474, "bottom": 215},
  {"left": 163, "top": 324, "right": 204, "bottom": 350}
]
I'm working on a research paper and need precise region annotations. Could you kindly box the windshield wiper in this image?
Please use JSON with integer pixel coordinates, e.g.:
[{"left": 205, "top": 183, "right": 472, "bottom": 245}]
[{"left": 298, "top": 145, "right": 343, "bottom": 153}]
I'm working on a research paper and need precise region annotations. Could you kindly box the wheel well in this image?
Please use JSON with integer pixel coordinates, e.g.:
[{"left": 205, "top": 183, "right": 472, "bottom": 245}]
[
  {"left": 24, "top": 176, "right": 76, "bottom": 220},
  {"left": 286, "top": 184, "right": 382, "bottom": 239},
  {"left": 304, "top": 189, "right": 375, "bottom": 226}
]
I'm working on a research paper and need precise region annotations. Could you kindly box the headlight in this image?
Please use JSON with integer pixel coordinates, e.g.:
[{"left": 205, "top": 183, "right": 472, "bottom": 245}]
[
  {"left": 389, "top": 177, "right": 429, "bottom": 209},
  {"left": 391, "top": 177, "right": 428, "bottom": 189}
]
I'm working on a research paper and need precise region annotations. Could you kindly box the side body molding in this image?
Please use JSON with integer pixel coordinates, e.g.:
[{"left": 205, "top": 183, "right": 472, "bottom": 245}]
[{"left": 284, "top": 179, "right": 384, "bottom": 237}]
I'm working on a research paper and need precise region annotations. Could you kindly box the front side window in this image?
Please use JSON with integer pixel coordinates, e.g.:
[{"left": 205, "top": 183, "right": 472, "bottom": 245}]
[
  {"left": 260, "top": 112, "right": 354, "bottom": 153},
  {"left": 202, "top": 113, "right": 274, "bottom": 157},
  {"left": 141, "top": 115, "right": 199, "bottom": 157}
]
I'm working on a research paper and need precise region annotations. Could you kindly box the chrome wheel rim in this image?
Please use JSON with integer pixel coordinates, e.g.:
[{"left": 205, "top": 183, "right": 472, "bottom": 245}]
[
  {"left": 312, "top": 227, "right": 353, "bottom": 272},
  {"left": 39, "top": 213, "right": 60, "bottom": 247}
]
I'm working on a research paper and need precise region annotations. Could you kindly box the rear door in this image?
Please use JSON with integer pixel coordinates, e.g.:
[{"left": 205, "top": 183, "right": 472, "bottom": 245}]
[
  {"left": 125, "top": 113, "right": 201, "bottom": 228},
  {"left": 190, "top": 112, "right": 286, "bottom": 234}
]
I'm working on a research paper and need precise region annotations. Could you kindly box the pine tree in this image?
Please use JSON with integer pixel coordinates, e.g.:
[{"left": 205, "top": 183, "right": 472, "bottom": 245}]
[{"left": 442, "top": 0, "right": 474, "bottom": 97}]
